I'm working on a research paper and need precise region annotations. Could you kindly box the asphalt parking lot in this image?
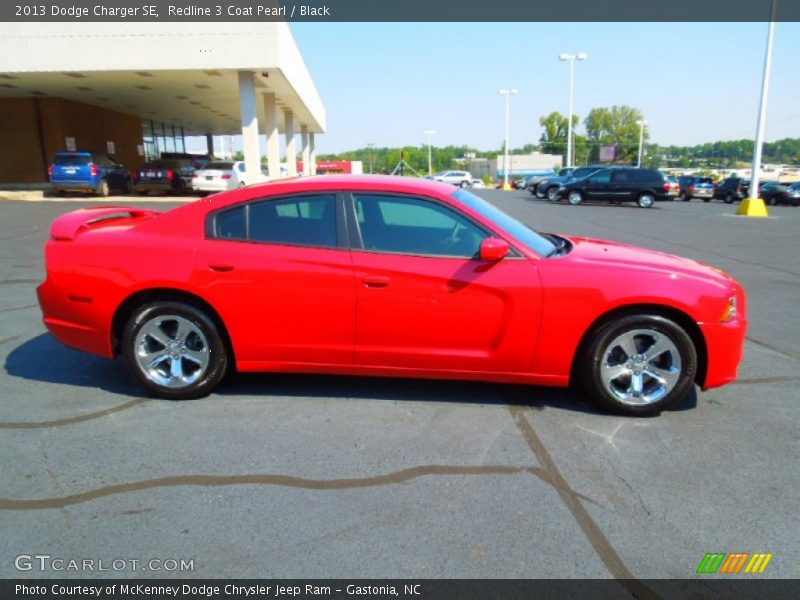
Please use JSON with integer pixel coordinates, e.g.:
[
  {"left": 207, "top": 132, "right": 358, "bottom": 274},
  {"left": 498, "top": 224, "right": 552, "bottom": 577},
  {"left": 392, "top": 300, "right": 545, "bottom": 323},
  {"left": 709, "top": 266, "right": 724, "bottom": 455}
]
[{"left": 0, "top": 190, "right": 798, "bottom": 586}]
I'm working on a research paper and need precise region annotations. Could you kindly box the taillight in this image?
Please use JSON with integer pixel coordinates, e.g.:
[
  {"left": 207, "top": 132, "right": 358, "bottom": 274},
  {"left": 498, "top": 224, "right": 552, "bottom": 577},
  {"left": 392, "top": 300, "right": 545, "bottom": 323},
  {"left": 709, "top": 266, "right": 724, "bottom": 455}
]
[
  {"left": 48, "top": 164, "right": 54, "bottom": 177},
  {"left": 689, "top": 185, "right": 695, "bottom": 192},
  {"left": 165, "top": 169, "right": 174, "bottom": 180},
  {"left": 89, "top": 163, "right": 99, "bottom": 177},
  {"left": 192, "top": 172, "right": 198, "bottom": 178},
  {"left": 663, "top": 182, "right": 670, "bottom": 191},
  {"left": 221, "top": 173, "right": 232, "bottom": 180}
]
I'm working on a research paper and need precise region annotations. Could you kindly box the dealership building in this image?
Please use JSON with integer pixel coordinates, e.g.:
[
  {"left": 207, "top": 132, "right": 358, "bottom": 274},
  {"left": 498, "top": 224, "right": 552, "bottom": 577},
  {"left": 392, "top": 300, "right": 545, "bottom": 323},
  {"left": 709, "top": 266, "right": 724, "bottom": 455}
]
[{"left": 0, "top": 22, "right": 326, "bottom": 184}]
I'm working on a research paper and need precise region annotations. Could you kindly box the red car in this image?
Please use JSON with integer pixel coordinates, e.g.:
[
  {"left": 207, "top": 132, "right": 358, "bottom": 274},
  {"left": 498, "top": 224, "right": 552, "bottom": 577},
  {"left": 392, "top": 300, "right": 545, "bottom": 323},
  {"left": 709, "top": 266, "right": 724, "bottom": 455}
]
[{"left": 37, "top": 176, "right": 746, "bottom": 416}]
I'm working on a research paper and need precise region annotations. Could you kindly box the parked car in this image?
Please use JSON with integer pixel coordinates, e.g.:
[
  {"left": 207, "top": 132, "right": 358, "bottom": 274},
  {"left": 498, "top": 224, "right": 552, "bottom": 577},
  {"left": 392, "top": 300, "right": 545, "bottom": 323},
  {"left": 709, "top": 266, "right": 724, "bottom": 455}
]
[
  {"left": 134, "top": 159, "right": 195, "bottom": 196},
  {"left": 759, "top": 181, "right": 800, "bottom": 206},
  {"left": 536, "top": 166, "right": 604, "bottom": 201},
  {"left": 523, "top": 170, "right": 555, "bottom": 194},
  {"left": 37, "top": 175, "right": 746, "bottom": 416},
  {"left": 713, "top": 177, "right": 750, "bottom": 203},
  {"left": 665, "top": 175, "right": 680, "bottom": 199},
  {"left": 425, "top": 170, "right": 473, "bottom": 187},
  {"left": 191, "top": 161, "right": 267, "bottom": 194},
  {"left": 557, "top": 168, "right": 672, "bottom": 208},
  {"left": 49, "top": 151, "right": 132, "bottom": 197},
  {"left": 160, "top": 152, "right": 213, "bottom": 170},
  {"left": 677, "top": 175, "right": 715, "bottom": 202}
]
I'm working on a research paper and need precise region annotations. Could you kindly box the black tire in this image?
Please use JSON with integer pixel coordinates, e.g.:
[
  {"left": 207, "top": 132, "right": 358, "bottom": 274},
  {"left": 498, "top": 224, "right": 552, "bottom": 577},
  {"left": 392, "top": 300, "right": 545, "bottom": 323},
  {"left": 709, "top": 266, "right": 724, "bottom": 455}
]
[
  {"left": 637, "top": 193, "right": 655, "bottom": 208},
  {"left": 702, "top": 198, "right": 711, "bottom": 203},
  {"left": 566, "top": 190, "right": 583, "bottom": 205},
  {"left": 460, "top": 180, "right": 470, "bottom": 188},
  {"left": 137, "top": 191, "right": 148, "bottom": 196},
  {"left": 122, "top": 301, "right": 229, "bottom": 400},
  {"left": 123, "top": 178, "right": 133, "bottom": 194},
  {"left": 724, "top": 193, "right": 735, "bottom": 204},
  {"left": 579, "top": 314, "right": 697, "bottom": 416},
  {"left": 97, "top": 179, "right": 110, "bottom": 197},
  {"left": 681, "top": 193, "right": 690, "bottom": 202},
  {"left": 546, "top": 186, "right": 560, "bottom": 202},
  {"left": 55, "top": 189, "right": 66, "bottom": 197}
]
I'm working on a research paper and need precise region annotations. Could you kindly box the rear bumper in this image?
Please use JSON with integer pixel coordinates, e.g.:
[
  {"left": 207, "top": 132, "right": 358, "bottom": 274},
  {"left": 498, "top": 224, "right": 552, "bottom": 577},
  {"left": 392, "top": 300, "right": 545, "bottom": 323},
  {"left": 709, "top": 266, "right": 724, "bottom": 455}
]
[
  {"left": 36, "top": 279, "right": 114, "bottom": 358},
  {"left": 134, "top": 181, "right": 174, "bottom": 193},
  {"left": 699, "top": 317, "right": 747, "bottom": 390},
  {"left": 51, "top": 181, "right": 98, "bottom": 193},
  {"left": 192, "top": 180, "right": 231, "bottom": 192},
  {"left": 691, "top": 189, "right": 714, "bottom": 198}
]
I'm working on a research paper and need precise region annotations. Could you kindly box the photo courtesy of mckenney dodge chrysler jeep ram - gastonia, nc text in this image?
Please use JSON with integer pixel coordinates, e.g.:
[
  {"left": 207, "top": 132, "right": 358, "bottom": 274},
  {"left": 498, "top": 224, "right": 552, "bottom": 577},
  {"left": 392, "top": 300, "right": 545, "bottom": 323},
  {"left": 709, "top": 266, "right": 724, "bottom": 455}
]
[{"left": 36, "top": 175, "right": 747, "bottom": 416}]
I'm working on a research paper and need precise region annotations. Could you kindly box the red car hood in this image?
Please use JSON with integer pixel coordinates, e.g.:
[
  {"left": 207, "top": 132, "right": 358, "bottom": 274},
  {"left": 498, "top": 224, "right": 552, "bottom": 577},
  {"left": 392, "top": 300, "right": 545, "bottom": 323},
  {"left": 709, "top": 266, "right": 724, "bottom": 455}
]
[{"left": 559, "top": 235, "right": 735, "bottom": 285}]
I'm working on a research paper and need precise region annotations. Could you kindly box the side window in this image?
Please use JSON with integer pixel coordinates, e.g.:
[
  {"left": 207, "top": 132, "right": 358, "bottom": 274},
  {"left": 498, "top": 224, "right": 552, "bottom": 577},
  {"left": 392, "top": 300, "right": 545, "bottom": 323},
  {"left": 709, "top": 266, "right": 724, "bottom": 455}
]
[
  {"left": 354, "top": 194, "right": 487, "bottom": 258},
  {"left": 249, "top": 194, "right": 337, "bottom": 248},
  {"left": 214, "top": 205, "right": 246, "bottom": 240},
  {"left": 611, "top": 171, "right": 630, "bottom": 183},
  {"left": 589, "top": 170, "right": 612, "bottom": 185}
]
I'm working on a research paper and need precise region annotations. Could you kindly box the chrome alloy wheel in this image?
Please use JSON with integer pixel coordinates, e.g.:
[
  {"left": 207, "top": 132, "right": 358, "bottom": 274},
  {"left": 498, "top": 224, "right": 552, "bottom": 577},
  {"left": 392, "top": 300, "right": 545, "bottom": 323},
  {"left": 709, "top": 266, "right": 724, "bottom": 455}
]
[
  {"left": 600, "top": 328, "right": 682, "bottom": 406},
  {"left": 134, "top": 314, "right": 210, "bottom": 388}
]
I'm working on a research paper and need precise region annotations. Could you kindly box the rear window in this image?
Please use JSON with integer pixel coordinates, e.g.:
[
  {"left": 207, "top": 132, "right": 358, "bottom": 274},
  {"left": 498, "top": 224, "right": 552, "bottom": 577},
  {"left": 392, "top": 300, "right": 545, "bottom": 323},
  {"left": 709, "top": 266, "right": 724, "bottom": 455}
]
[
  {"left": 204, "top": 161, "right": 235, "bottom": 170},
  {"left": 53, "top": 154, "right": 91, "bottom": 166},
  {"left": 695, "top": 177, "right": 713, "bottom": 184},
  {"left": 143, "top": 160, "right": 183, "bottom": 168}
]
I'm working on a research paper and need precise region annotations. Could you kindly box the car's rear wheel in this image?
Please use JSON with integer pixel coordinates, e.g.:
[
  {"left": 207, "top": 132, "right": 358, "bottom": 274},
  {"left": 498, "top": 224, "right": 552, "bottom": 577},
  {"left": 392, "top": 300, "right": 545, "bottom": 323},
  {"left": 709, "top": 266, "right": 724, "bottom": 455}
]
[
  {"left": 547, "top": 187, "right": 560, "bottom": 202},
  {"left": 681, "top": 193, "right": 690, "bottom": 202},
  {"left": 580, "top": 314, "right": 697, "bottom": 416},
  {"left": 97, "top": 179, "right": 109, "bottom": 197},
  {"left": 637, "top": 193, "right": 655, "bottom": 208},
  {"left": 724, "top": 193, "right": 735, "bottom": 204},
  {"left": 460, "top": 180, "right": 470, "bottom": 188},
  {"left": 702, "top": 198, "right": 711, "bottom": 203},
  {"left": 123, "top": 178, "right": 132, "bottom": 194},
  {"left": 567, "top": 190, "right": 583, "bottom": 205},
  {"left": 123, "top": 301, "right": 229, "bottom": 400}
]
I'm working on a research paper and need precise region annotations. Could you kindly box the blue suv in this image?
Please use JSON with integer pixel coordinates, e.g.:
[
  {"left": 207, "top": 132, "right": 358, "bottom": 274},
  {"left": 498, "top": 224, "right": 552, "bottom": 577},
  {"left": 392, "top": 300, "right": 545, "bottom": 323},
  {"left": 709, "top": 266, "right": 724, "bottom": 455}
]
[{"left": 49, "top": 152, "right": 132, "bottom": 197}]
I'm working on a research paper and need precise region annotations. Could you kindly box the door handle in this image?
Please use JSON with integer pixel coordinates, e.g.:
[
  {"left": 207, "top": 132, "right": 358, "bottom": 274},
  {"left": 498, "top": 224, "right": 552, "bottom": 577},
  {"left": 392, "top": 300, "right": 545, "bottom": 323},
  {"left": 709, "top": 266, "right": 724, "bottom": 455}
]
[
  {"left": 209, "top": 263, "right": 235, "bottom": 272},
  {"left": 362, "top": 275, "right": 390, "bottom": 288}
]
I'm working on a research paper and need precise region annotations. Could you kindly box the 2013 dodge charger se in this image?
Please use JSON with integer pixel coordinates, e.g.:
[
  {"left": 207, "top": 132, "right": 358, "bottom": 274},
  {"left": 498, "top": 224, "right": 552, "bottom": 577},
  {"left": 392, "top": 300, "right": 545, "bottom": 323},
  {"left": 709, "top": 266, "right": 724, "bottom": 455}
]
[{"left": 37, "top": 176, "right": 747, "bottom": 416}]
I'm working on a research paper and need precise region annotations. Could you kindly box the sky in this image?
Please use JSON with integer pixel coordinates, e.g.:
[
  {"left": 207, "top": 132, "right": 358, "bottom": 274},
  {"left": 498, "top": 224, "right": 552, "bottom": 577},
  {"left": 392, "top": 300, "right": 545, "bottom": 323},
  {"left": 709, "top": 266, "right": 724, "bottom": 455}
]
[
  {"left": 191, "top": 21, "right": 800, "bottom": 156},
  {"left": 290, "top": 21, "right": 800, "bottom": 155}
]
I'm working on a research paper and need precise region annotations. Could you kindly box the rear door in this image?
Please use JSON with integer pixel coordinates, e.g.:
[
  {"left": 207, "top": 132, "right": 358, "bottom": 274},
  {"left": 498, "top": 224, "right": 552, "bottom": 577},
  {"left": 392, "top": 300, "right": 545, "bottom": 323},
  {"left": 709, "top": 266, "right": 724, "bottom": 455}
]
[
  {"left": 194, "top": 193, "right": 356, "bottom": 366},
  {"left": 348, "top": 192, "right": 542, "bottom": 373},
  {"left": 584, "top": 169, "right": 613, "bottom": 200}
]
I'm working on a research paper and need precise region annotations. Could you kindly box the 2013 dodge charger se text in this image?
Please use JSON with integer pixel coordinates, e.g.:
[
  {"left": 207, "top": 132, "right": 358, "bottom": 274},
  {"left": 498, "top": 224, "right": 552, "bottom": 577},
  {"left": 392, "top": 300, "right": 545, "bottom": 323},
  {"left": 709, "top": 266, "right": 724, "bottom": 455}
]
[{"left": 37, "top": 176, "right": 746, "bottom": 416}]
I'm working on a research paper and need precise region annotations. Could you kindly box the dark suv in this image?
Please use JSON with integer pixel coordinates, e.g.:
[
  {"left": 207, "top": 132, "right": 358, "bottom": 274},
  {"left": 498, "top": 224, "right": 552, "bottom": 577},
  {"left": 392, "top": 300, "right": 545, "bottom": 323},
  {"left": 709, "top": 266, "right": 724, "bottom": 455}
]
[
  {"left": 677, "top": 175, "right": 715, "bottom": 202},
  {"left": 557, "top": 168, "right": 671, "bottom": 208},
  {"left": 713, "top": 177, "right": 750, "bottom": 204},
  {"left": 535, "top": 166, "right": 604, "bottom": 201}
]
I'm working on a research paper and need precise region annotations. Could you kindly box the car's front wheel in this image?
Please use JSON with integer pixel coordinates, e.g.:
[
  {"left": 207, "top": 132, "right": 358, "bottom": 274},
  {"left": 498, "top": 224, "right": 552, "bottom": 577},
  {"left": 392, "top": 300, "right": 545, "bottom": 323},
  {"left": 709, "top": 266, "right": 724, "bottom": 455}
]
[
  {"left": 547, "top": 187, "right": 560, "bottom": 202},
  {"left": 460, "top": 180, "right": 470, "bottom": 188},
  {"left": 122, "top": 301, "right": 229, "bottom": 400},
  {"left": 580, "top": 314, "right": 697, "bottom": 416},
  {"left": 724, "top": 193, "right": 735, "bottom": 204}
]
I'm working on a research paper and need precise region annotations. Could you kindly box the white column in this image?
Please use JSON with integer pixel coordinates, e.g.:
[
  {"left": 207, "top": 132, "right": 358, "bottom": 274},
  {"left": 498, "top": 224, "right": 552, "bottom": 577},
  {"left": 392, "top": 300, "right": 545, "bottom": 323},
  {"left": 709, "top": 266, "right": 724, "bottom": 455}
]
[
  {"left": 262, "top": 93, "right": 281, "bottom": 179},
  {"left": 309, "top": 133, "right": 316, "bottom": 175},
  {"left": 284, "top": 109, "right": 297, "bottom": 177},
  {"left": 237, "top": 71, "right": 261, "bottom": 183},
  {"left": 300, "top": 125, "right": 310, "bottom": 176}
]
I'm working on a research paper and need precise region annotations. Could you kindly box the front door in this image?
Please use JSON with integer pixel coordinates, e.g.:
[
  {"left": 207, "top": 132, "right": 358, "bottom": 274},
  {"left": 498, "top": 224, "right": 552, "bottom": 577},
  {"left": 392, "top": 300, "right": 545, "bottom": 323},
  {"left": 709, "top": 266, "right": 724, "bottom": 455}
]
[{"left": 348, "top": 192, "right": 542, "bottom": 374}]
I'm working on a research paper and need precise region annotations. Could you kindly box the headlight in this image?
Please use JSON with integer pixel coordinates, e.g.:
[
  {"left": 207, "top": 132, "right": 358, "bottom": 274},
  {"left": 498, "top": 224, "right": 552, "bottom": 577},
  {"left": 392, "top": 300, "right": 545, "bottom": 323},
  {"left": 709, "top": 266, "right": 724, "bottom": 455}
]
[
  {"left": 789, "top": 191, "right": 800, "bottom": 198},
  {"left": 720, "top": 295, "right": 738, "bottom": 322}
]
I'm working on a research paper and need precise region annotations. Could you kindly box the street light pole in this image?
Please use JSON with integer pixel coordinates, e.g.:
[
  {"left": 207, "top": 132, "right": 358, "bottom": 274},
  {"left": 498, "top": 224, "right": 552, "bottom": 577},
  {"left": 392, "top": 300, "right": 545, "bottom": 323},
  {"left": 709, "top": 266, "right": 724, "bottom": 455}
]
[
  {"left": 636, "top": 119, "right": 647, "bottom": 168},
  {"left": 559, "top": 53, "right": 587, "bottom": 168},
  {"left": 366, "top": 142, "right": 374, "bottom": 174},
  {"left": 738, "top": 0, "right": 776, "bottom": 217},
  {"left": 423, "top": 130, "right": 436, "bottom": 175},
  {"left": 498, "top": 88, "right": 518, "bottom": 190}
]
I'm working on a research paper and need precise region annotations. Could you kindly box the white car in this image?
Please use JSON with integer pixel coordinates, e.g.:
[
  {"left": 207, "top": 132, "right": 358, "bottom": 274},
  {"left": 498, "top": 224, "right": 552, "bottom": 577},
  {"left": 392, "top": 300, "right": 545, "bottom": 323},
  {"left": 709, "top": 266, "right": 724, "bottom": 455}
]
[
  {"left": 191, "top": 161, "right": 269, "bottom": 194},
  {"left": 426, "top": 170, "right": 473, "bottom": 187}
]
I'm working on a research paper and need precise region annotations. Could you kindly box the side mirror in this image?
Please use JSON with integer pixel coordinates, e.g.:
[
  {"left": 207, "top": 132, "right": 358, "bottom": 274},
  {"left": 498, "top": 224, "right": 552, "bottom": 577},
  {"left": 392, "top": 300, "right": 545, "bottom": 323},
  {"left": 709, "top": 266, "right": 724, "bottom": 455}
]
[{"left": 480, "top": 237, "right": 510, "bottom": 261}]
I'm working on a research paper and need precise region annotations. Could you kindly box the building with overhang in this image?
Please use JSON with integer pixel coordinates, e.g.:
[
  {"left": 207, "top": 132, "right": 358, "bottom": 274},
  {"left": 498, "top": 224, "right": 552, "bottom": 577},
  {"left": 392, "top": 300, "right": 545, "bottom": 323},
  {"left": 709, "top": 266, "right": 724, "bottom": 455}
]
[{"left": 0, "top": 22, "right": 325, "bottom": 184}]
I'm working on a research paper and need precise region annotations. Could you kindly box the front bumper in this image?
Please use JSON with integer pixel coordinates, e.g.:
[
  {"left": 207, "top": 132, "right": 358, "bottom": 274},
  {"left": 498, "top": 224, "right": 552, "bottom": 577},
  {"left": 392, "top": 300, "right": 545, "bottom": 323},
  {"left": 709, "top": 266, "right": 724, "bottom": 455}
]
[{"left": 699, "top": 317, "right": 747, "bottom": 390}]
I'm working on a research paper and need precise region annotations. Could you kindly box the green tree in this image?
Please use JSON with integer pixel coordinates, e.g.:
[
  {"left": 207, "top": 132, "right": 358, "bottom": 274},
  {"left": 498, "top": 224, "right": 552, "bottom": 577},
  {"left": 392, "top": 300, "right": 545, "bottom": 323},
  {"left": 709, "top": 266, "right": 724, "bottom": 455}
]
[
  {"left": 584, "top": 105, "right": 647, "bottom": 163},
  {"left": 538, "top": 111, "right": 579, "bottom": 163}
]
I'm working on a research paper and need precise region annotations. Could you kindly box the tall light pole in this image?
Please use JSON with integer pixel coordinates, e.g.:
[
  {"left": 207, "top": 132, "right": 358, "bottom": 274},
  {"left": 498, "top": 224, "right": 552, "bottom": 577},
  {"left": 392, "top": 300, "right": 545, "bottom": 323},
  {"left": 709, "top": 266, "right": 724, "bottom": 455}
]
[
  {"left": 559, "top": 52, "right": 587, "bottom": 168},
  {"left": 423, "top": 129, "right": 436, "bottom": 175},
  {"left": 738, "top": 0, "right": 776, "bottom": 217},
  {"left": 498, "top": 88, "right": 518, "bottom": 190},
  {"left": 366, "top": 142, "right": 374, "bottom": 174},
  {"left": 636, "top": 119, "right": 647, "bottom": 168}
]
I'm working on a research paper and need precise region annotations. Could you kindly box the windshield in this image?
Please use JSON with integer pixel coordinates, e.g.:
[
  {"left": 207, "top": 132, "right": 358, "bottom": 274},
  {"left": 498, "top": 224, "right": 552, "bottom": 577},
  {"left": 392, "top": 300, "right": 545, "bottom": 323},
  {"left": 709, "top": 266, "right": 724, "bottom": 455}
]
[{"left": 453, "top": 189, "right": 557, "bottom": 257}]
